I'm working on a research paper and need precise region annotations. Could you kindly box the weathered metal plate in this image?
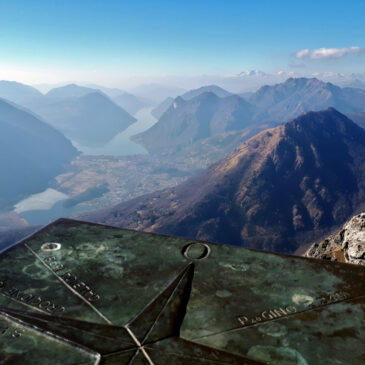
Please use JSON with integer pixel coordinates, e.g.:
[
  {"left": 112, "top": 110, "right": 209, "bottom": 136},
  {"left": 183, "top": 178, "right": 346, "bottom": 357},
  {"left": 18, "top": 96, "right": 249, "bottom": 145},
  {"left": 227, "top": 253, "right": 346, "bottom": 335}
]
[{"left": 0, "top": 218, "right": 364, "bottom": 364}]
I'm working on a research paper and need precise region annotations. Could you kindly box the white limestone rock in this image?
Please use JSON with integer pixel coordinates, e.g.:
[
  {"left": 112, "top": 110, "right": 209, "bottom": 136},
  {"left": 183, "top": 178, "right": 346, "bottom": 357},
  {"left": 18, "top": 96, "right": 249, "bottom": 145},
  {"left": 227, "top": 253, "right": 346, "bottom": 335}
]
[{"left": 306, "top": 213, "right": 365, "bottom": 266}]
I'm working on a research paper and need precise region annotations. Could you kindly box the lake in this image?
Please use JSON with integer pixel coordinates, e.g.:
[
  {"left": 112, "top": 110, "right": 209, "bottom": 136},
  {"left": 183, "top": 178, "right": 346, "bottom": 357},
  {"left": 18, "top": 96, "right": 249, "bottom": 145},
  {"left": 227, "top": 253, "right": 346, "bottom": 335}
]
[
  {"left": 71, "top": 107, "right": 157, "bottom": 155},
  {"left": 14, "top": 188, "right": 92, "bottom": 226},
  {"left": 12, "top": 107, "right": 157, "bottom": 225}
]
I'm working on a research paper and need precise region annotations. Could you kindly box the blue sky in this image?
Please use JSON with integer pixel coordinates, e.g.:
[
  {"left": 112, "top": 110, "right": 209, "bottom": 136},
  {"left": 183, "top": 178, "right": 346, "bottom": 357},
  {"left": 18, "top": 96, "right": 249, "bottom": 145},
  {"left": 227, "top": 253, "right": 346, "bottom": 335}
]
[{"left": 0, "top": 0, "right": 364, "bottom": 87}]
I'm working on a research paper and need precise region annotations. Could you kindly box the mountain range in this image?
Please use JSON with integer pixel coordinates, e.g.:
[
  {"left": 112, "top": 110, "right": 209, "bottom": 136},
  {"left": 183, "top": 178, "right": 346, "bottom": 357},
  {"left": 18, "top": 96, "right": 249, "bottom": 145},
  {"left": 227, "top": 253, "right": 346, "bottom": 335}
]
[
  {"left": 151, "top": 85, "right": 232, "bottom": 119},
  {"left": 0, "top": 81, "right": 44, "bottom": 106},
  {"left": 133, "top": 92, "right": 259, "bottom": 154},
  {"left": 0, "top": 82, "right": 137, "bottom": 146},
  {"left": 250, "top": 77, "right": 365, "bottom": 122},
  {"left": 84, "top": 85, "right": 150, "bottom": 115},
  {"left": 45, "top": 84, "right": 99, "bottom": 99},
  {"left": 0, "top": 98, "right": 78, "bottom": 209},
  {"left": 133, "top": 78, "right": 365, "bottom": 161},
  {"left": 32, "top": 91, "right": 136, "bottom": 145},
  {"left": 83, "top": 108, "right": 365, "bottom": 253}
]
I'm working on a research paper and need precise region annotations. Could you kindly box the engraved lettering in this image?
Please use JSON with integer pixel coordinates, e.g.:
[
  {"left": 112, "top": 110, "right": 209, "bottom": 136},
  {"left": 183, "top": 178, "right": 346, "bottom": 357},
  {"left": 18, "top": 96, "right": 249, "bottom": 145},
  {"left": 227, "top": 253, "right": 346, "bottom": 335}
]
[
  {"left": 86, "top": 293, "right": 100, "bottom": 302},
  {"left": 42, "top": 254, "right": 101, "bottom": 303},
  {"left": 58, "top": 270, "right": 100, "bottom": 302},
  {"left": 0, "top": 325, "right": 23, "bottom": 339},
  {"left": 11, "top": 329, "right": 22, "bottom": 338},
  {"left": 19, "top": 293, "right": 33, "bottom": 302},
  {"left": 237, "top": 316, "right": 248, "bottom": 326},
  {"left": 237, "top": 291, "right": 349, "bottom": 327},
  {"left": 285, "top": 306, "right": 297, "bottom": 314},
  {"left": 0, "top": 284, "right": 65, "bottom": 314}
]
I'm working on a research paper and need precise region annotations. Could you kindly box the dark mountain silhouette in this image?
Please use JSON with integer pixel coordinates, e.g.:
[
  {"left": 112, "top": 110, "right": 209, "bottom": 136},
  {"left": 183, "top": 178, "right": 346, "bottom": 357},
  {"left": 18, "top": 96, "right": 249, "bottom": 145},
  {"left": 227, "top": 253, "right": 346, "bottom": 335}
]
[
  {"left": 0, "top": 98, "right": 78, "bottom": 208},
  {"left": 133, "top": 92, "right": 257, "bottom": 154},
  {"left": 84, "top": 109, "right": 365, "bottom": 253}
]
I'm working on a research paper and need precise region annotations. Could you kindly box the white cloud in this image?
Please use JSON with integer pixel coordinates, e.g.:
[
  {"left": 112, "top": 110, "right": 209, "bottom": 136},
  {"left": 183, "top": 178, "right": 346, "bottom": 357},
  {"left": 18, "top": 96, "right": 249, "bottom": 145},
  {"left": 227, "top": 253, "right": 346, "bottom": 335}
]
[{"left": 295, "top": 47, "right": 365, "bottom": 60}]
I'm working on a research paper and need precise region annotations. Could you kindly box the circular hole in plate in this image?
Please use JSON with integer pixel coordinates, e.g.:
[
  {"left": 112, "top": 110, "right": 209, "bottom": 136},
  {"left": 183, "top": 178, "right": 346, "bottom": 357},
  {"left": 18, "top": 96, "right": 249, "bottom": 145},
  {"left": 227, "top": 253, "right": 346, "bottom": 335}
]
[
  {"left": 182, "top": 242, "right": 211, "bottom": 260},
  {"left": 41, "top": 242, "right": 62, "bottom": 252}
]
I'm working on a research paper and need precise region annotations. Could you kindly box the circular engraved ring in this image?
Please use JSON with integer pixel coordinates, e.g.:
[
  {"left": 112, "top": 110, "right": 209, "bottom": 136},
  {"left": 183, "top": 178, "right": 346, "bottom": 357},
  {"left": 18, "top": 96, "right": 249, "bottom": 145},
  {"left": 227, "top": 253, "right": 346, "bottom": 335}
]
[
  {"left": 183, "top": 242, "right": 211, "bottom": 260},
  {"left": 41, "top": 242, "right": 62, "bottom": 252}
]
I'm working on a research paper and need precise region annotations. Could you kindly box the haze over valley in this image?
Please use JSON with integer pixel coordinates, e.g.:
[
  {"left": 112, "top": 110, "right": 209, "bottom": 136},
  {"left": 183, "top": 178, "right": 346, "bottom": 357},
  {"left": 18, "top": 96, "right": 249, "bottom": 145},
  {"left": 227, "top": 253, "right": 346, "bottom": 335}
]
[{"left": 1, "top": 75, "right": 365, "bottom": 254}]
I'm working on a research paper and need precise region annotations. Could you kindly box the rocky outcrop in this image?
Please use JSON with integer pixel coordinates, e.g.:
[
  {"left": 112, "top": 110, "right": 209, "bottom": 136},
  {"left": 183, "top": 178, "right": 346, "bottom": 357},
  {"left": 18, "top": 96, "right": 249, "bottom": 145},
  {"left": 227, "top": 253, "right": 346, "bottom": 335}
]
[{"left": 306, "top": 213, "right": 365, "bottom": 265}]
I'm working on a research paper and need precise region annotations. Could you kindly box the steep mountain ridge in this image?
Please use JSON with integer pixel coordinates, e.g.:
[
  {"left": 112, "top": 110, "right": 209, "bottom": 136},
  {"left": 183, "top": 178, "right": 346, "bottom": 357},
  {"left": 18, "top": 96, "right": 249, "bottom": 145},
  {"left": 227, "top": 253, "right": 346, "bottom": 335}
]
[
  {"left": 0, "top": 98, "right": 78, "bottom": 208},
  {"left": 151, "top": 85, "right": 232, "bottom": 119},
  {"left": 181, "top": 85, "right": 231, "bottom": 100},
  {"left": 45, "top": 84, "right": 99, "bottom": 99},
  {"left": 134, "top": 78, "right": 365, "bottom": 160},
  {"left": 84, "top": 109, "right": 365, "bottom": 253},
  {"left": 133, "top": 92, "right": 257, "bottom": 154},
  {"left": 0, "top": 81, "right": 137, "bottom": 146},
  {"left": 31, "top": 91, "right": 136, "bottom": 145},
  {"left": 0, "top": 80, "right": 44, "bottom": 106},
  {"left": 250, "top": 77, "right": 365, "bottom": 122},
  {"left": 348, "top": 111, "right": 365, "bottom": 129}
]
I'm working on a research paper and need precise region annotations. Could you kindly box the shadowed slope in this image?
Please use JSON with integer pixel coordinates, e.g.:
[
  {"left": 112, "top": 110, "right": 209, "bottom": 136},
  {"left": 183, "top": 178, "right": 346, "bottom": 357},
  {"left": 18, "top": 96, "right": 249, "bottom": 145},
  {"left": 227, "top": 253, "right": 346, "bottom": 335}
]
[{"left": 84, "top": 109, "right": 365, "bottom": 253}]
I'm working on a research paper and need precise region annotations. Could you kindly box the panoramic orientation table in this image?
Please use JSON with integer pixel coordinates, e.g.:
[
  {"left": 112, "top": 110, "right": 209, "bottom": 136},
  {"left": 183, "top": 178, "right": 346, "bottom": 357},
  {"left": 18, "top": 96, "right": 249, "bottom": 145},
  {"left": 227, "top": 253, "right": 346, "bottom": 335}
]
[{"left": 0, "top": 218, "right": 364, "bottom": 364}]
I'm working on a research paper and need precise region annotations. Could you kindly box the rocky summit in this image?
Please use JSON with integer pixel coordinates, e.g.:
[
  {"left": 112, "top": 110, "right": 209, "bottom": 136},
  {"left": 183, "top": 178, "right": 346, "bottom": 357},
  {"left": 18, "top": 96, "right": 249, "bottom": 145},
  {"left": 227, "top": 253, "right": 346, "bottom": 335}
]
[
  {"left": 83, "top": 108, "right": 365, "bottom": 253},
  {"left": 306, "top": 213, "right": 365, "bottom": 265}
]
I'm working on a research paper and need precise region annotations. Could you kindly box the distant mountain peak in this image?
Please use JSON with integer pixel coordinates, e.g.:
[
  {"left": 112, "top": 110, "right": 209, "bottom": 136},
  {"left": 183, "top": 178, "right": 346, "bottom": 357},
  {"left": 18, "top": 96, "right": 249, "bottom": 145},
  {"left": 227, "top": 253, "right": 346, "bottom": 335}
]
[
  {"left": 181, "top": 85, "right": 231, "bottom": 100},
  {"left": 133, "top": 91, "right": 256, "bottom": 154},
  {"left": 250, "top": 77, "right": 365, "bottom": 122},
  {"left": 46, "top": 84, "right": 99, "bottom": 99}
]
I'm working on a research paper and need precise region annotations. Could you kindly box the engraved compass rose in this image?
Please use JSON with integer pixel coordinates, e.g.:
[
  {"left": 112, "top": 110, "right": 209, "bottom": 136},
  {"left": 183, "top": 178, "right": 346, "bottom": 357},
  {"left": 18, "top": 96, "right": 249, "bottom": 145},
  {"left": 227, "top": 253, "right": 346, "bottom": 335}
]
[
  {"left": 0, "top": 263, "right": 261, "bottom": 364},
  {"left": 1, "top": 219, "right": 365, "bottom": 364}
]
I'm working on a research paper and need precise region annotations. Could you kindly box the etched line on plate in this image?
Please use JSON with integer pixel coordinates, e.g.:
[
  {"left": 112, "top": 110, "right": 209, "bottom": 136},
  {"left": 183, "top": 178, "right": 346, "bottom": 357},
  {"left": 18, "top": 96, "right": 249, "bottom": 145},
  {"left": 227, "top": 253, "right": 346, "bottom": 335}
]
[
  {"left": 139, "top": 264, "right": 193, "bottom": 344},
  {"left": 0, "top": 292, "right": 49, "bottom": 315},
  {"left": 25, "top": 243, "right": 112, "bottom": 325},
  {"left": 191, "top": 292, "right": 365, "bottom": 341},
  {"left": 94, "top": 354, "right": 102, "bottom": 365},
  {"left": 0, "top": 309, "right": 100, "bottom": 360},
  {"left": 142, "top": 343, "right": 243, "bottom": 365},
  {"left": 125, "top": 326, "right": 155, "bottom": 365},
  {"left": 0, "top": 280, "right": 64, "bottom": 314}
]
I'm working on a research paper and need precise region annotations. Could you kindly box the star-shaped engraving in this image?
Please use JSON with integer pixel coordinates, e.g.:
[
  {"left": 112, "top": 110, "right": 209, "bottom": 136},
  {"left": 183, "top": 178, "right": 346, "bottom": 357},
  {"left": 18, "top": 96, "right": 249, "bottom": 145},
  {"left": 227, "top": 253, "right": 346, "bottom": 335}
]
[{"left": 0, "top": 264, "right": 262, "bottom": 364}]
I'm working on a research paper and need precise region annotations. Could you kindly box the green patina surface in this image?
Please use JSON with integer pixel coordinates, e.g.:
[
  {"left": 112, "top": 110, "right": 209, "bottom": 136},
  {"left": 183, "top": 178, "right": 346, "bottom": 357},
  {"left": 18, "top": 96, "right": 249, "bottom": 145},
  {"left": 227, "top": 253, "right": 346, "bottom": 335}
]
[{"left": 0, "top": 218, "right": 364, "bottom": 364}]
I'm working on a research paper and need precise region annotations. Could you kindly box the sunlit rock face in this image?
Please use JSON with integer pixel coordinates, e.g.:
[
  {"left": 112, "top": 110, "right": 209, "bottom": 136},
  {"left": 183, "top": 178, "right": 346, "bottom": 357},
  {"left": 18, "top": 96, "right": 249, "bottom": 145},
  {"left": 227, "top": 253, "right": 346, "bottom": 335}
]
[{"left": 306, "top": 213, "right": 365, "bottom": 266}]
